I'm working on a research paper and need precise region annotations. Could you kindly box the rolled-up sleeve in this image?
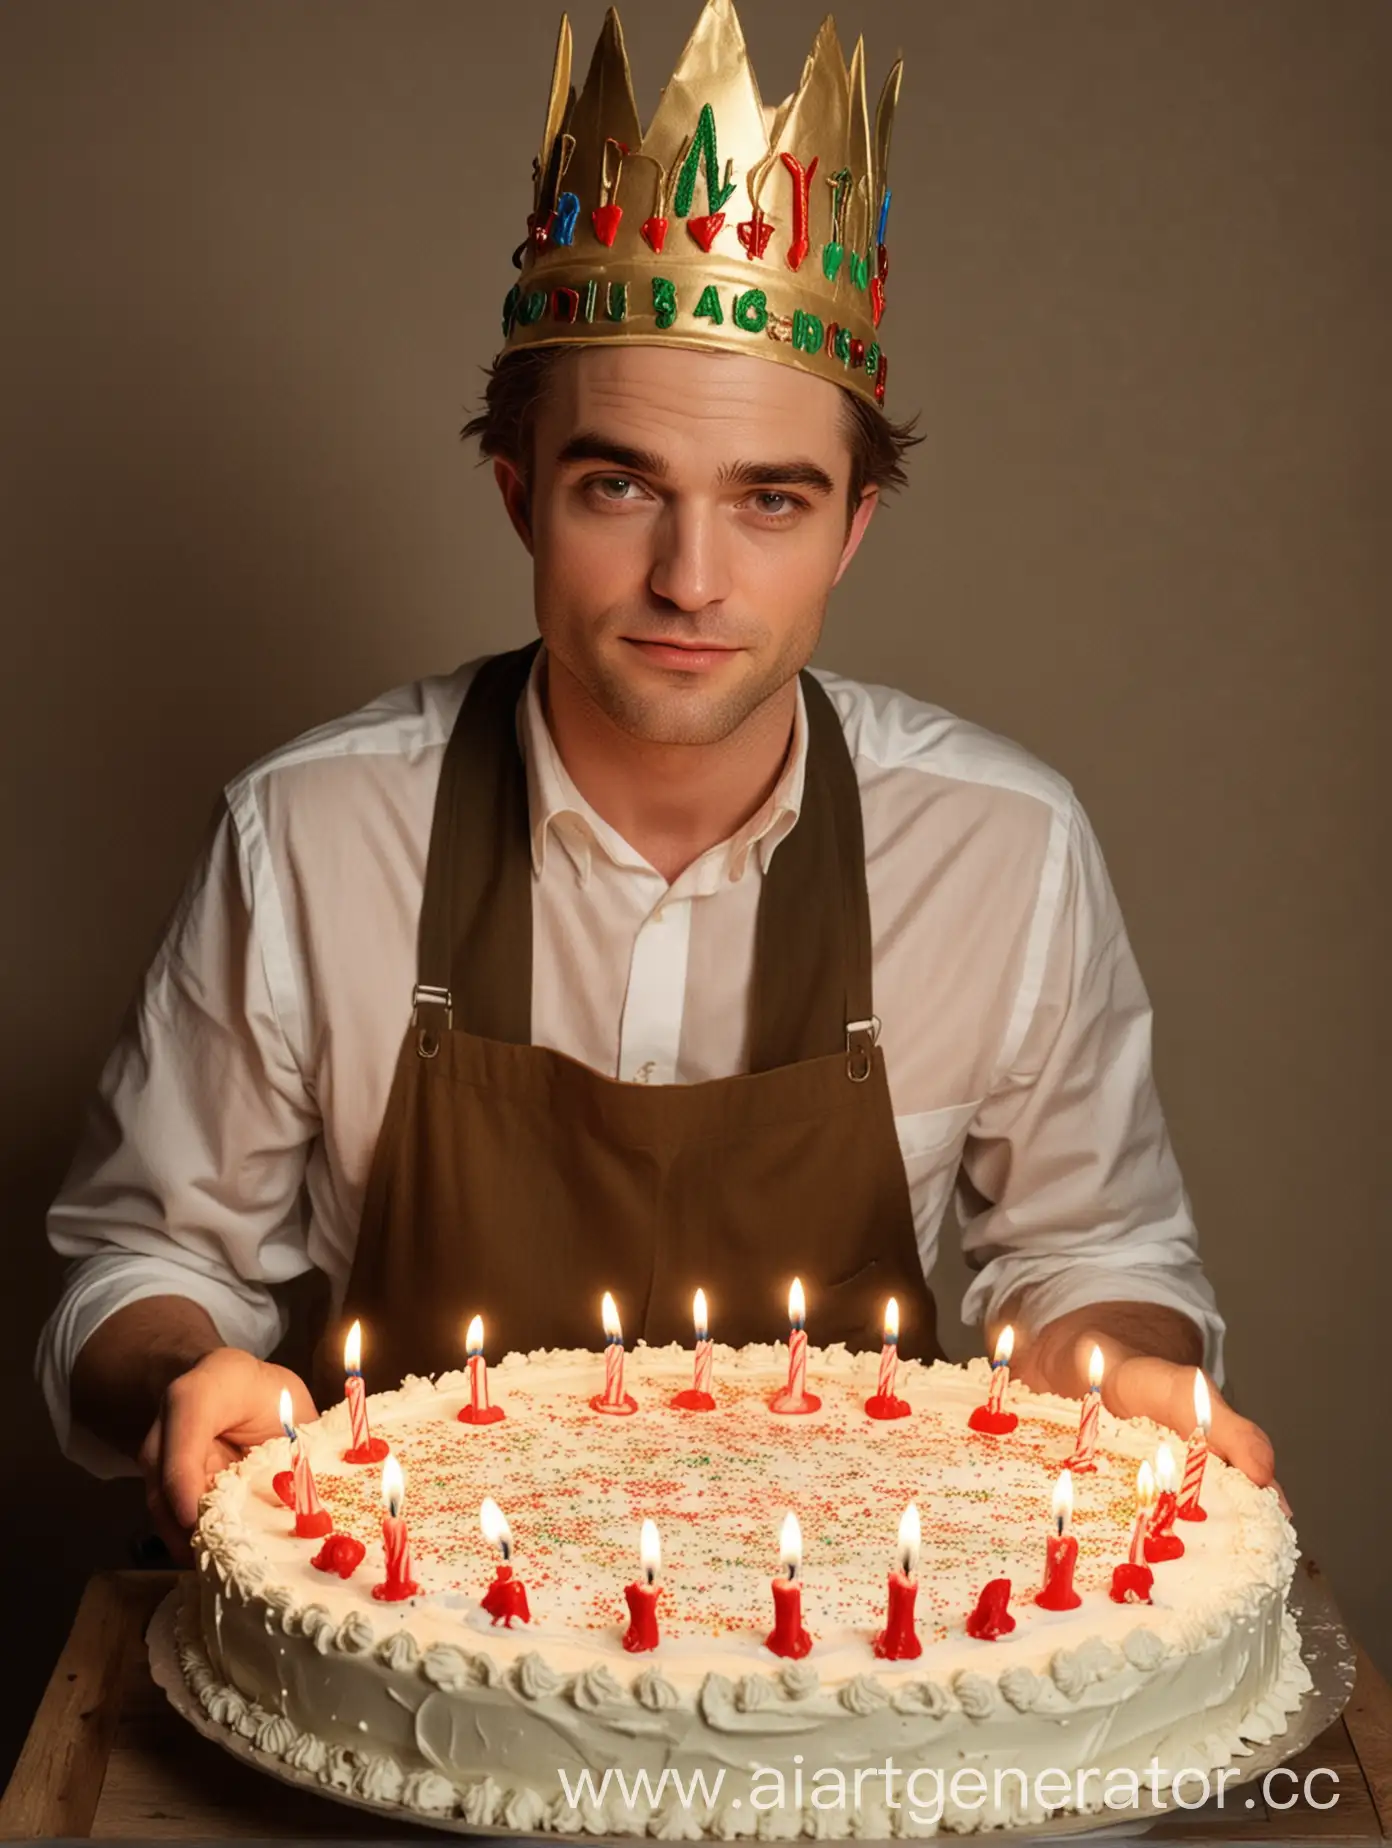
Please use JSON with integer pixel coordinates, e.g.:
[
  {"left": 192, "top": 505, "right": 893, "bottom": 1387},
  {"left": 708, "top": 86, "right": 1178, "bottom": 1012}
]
[
  {"left": 957, "top": 796, "right": 1226, "bottom": 1384},
  {"left": 36, "top": 794, "right": 320, "bottom": 1476}
]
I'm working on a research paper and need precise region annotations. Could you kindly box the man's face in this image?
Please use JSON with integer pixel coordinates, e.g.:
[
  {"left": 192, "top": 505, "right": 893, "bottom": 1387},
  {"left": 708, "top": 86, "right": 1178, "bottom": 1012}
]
[{"left": 497, "top": 346, "right": 877, "bottom": 746}]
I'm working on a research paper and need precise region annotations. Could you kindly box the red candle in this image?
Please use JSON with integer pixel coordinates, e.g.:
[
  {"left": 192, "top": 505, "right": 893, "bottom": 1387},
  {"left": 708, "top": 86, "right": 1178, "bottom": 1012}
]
[
  {"left": 1065, "top": 1346, "right": 1104, "bottom": 1472},
  {"left": 1177, "top": 1371, "right": 1211, "bottom": 1522},
  {"left": 968, "top": 1326, "right": 1019, "bottom": 1435},
  {"left": 770, "top": 1279, "right": 821, "bottom": 1415},
  {"left": 872, "top": 1503, "right": 922, "bottom": 1659},
  {"left": 279, "top": 1390, "right": 332, "bottom": 1538},
  {"left": 479, "top": 1497, "right": 531, "bottom": 1626},
  {"left": 622, "top": 1519, "right": 663, "bottom": 1653},
  {"left": 965, "top": 1577, "right": 1016, "bottom": 1640},
  {"left": 372, "top": 1454, "right": 419, "bottom": 1602},
  {"left": 1110, "top": 1459, "right": 1156, "bottom": 1604},
  {"left": 671, "top": 1290, "right": 716, "bottom": 1412},
  {"left": 591, "top": 1292, "right": 638, "bottom": 1416},
  {"left": 341, "top": 1321, "right": 389, "bottom": 1463},
  {"left": 1035, "top": 1470, "right": 1082, "bottom": 1611},
  {"left": 765, "top": 1513, "right": 812, "bottom": 1658},
  {"left": 865, "top": 1298, "right": 910, "bottom": 1421},
  {"left": 458, "top": 1314, "right": 506, "bottom": 1426},
  {"left": 1144, "top": 1442, "right": 1185, "bottom": 1562}
]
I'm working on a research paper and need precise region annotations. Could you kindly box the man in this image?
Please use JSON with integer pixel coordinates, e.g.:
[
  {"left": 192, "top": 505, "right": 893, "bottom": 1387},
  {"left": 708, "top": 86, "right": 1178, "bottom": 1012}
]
[{"left": 38, "top": 0, "right": 1278, "bottom": 1560}]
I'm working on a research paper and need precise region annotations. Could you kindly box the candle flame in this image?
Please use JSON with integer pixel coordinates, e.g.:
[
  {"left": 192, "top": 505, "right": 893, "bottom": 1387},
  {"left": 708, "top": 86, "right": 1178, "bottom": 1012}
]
[
  {"left": 344, "top": 1319, "right": 362, "bottom": 1374},
  {"left": 1154, "top": 1441, "right": 1177, "bottom": 1493},
  {"left": 788, "top": 1277, "right": 806, "bottom": 1329},
  {"left": 278, "top": 1387, "right": 296, "bottom": 1441},
  {"left": 779, "top": 1510, "right": 802, "bottom": 1580},
  {"left": 381, "top": 1452, "right": 405, "bottom": 1519},
  {"left": 640, "top": 1518, "right": 661, "bottom": 1584},
  {"left": 465, "top": 1314, "right": 484, "bottom": 1356},
  {"left": 994, "top": 1324, "right": 1014, "bottom": 1367},
  {"left": 897, "top": 1501, "right": 921, "bottom": 1579},
  {"left": 693, "top": 1289, "right": 708, "bottom": 1341},
  {"left": 1052, "top": 1469, "right": 1074, "bottom": 1534},
  {"left": 602, "top": 1291, "right": 622, "bottom": 1342},
  {"left": 1088, "top": 1344, "right": 1104, "bottom": 1390},
  {"left": 480, "top": 1496, "right": 513, "bottom": 1560},
  {"left": 1136, "top": 1458, "right": 1156, "bottom": 1513},
  {"left": 883, "top": 1297, "right": 899, "bottom": 1342},
  {"left": 1193, "top": 1369, "right": 1212, "bottom": 1435}
]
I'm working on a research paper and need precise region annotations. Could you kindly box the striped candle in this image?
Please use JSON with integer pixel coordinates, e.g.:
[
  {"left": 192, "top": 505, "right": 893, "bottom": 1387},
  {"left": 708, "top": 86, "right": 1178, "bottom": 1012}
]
[{"left": 1177, "top": 1371, "right": 1212, "bottom": 1521}]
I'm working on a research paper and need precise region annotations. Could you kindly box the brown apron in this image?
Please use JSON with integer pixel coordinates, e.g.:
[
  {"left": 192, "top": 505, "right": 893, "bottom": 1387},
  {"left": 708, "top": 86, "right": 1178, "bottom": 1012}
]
[{"left": 318, "top": 641, "right": 942, "bottom": 1399}]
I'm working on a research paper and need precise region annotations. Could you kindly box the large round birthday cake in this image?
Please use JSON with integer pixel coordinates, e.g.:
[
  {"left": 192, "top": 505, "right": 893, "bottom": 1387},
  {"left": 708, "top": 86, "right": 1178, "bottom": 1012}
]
[{"left": 182, "top": 1341, "right": 1309, "bottom": 1837}]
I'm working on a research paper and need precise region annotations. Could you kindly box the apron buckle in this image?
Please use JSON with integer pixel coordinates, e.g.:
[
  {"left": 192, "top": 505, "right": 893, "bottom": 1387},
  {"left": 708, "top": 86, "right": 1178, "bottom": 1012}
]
[
  {"left": 412, "top": 984, "right": 453, "bottom": 1058},
  {"left": 845, "top": 1015, "right": 880, "bottom": 1083}
]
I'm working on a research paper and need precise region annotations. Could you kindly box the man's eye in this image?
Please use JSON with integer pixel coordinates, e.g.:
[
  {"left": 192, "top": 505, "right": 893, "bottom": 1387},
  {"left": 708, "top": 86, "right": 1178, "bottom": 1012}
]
[
  {"left": 591, "top": 475, "right": 637, "bottom": 500},
  {"left": 750, "top": 491, "right": 802, "bottom": 518}
]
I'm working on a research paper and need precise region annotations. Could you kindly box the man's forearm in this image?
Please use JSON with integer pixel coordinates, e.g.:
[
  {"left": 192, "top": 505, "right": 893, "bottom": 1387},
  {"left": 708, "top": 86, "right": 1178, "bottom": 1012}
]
[
  {"left": 70, "top": 1296, "right": 222, "bottom": 1459},
  {"left": 989, "top": 1295, "right": 1204, "bottom": 1399}
]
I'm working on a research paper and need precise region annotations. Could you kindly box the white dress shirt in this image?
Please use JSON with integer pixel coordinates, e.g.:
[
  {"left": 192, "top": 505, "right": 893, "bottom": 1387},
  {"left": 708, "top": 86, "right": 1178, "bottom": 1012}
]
[{"left": 38, "top": 648, "right": 1224, "bottom": 1474}]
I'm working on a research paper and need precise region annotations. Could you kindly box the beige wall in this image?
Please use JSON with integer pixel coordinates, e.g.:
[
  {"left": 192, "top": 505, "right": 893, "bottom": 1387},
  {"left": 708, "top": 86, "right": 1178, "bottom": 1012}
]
[{"left": 2, "top": 0, "right": 1387, "bottom": 1771}]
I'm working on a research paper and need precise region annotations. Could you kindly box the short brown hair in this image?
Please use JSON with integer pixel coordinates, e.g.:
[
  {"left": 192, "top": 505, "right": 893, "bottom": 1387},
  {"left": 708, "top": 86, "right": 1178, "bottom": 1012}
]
[{"left": 460, "top": 346, "right": 922, "bottom": 524}]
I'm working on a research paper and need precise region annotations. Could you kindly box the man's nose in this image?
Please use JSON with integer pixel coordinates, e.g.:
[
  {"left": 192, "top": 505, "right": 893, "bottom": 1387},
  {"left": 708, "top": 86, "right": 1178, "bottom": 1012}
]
[{"left": 648, "top": 502, "right": 731, "bottom": 611}]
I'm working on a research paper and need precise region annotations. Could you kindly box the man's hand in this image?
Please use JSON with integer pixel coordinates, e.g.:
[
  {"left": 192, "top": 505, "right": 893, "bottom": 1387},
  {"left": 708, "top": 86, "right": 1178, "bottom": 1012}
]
[
  {"left": 137, "top": 1347, "right": 318, "bottom": 1562},
  {"left": 992, "top": 1296, "right": 1289, "bottom": 1514}
]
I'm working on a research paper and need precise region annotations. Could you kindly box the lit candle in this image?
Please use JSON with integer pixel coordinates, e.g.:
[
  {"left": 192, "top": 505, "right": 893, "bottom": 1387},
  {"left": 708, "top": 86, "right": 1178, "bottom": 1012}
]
[
  {"left": 865, "top": 1298, "right": 911, "bottom": 1421},
  {"left": 872, "top": 1503, "right": 922, "bottom": 1659},
  {"left": 341, "top": 1320, "right": 389, "bottom": 1464},
  {"left": 372, "top": 1453, "right": 419, "bottom": 1602},
  {"left": 965, "top": 1576, "right": 1016, "bottom": 1640},
  {"left": 590, "top": 1292, "right": 638, "bottom": 1416},
  {"left": 1065, "top": 1345, "right": 1104, "bottom": 1472},
  {"left": 765, "top": 1511, "right": 813, "bottom": 1658},
  {"left": 622, "top": 1519, "right": 663, "bottom": 1653},
  {"left": 968, "top": 1326, "right": 1019, "bottom": 1435},
  {"left": 1144, "top": 1442, "right": 1185, "bottom": 1562},
  {"left": 671, "top": 1290, "right": 716, "bottom": 1412},
  {"left": 1176, "top": 1370, "right": 1211, "bottom": 1522},
  {"left": 1034, "top": 1470, "right": 1082, "bottom": 1611},
  {"left": 280, "top": 1389, "right": 332, "bottom": 1538},
  {"left": 479, "top": 1497, "right": 531, "bottom": 1627},
  {"left": 1110, "top": 1459, "right": 1156, "bottom": 1604},
  {"left": 457, "top": 1314, "right": 506, "bottom": 1426},
  {"left": 769, "top": 1278, "right": 821, "bottom": 1415}
]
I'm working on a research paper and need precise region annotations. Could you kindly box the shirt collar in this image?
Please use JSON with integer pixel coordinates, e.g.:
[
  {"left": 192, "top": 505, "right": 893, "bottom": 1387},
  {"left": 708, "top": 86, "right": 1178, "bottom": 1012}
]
[{"left": 518, "top": 646, "right": 808, "bottom": 889}]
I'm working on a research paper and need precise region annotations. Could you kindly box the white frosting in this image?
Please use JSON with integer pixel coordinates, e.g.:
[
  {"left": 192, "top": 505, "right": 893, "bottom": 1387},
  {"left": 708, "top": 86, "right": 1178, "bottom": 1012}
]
[{"left": 184, "top": 1342, "right": 1309, "bottom": 1835}]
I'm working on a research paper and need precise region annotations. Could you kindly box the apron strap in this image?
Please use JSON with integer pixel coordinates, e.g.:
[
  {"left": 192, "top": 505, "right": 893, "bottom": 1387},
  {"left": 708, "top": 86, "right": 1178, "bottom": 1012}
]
[
  {"left": 415, "top": 641, "right": 539, "bottom": 1048},
  {"left": 748, "top": 671, "right": 877, "bottom": 1076}
]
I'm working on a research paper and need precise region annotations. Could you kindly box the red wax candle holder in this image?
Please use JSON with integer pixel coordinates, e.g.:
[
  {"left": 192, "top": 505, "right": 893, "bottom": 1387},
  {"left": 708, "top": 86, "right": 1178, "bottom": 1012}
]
[
  {"left": 672, "top": 1335, "right": 716, "bottom": 1411},
  {"left": 373, "top": 1512, "right": 419, "bottom": 1602},
  {"left": 481, "top": 1562, "right": 531, "bottom": 1627},
  {"left": 766, "top": 1576, "right": 812, "bottom": 1659},
  {"left": 872, "top": 1571, "right": 922, "bottom": 1660},
  {"left": 591, "top": 1337, "right": 638, "bottom": 1416},
  {"left": 965, "top": 1577, "right": 1016, "bottom": 1640},
  {"left": 459, "top": 1352, "right": 506, "bottom": 1426},
  {"left": 770, "top": 1326, "right": 821, "bottom": 1415},
  {"left": 1143, "top": 1491, "right": 1185, "bottom": 1563},
  {"left": 1035, "top": 1532, "right": 1081, "bottom": 1611},
  {"left": 622, "top": 1579, "right": 662, "bottom": 1653},
  {"left": 343, "top": 1373, "right": 390, "bottom": 1464},
  {"left": 1110, "top": 1561, "right": 1154, "bottom": 1604},
  {"left": 312, "top": 1533, "right": 366, "bottom": 1579}
]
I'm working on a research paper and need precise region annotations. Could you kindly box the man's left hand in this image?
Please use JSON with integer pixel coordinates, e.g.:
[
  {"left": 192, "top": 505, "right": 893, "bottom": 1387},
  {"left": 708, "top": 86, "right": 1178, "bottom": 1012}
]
[{"left": 1104, "top": 1354, "right": 1289, "bottom": 1515}]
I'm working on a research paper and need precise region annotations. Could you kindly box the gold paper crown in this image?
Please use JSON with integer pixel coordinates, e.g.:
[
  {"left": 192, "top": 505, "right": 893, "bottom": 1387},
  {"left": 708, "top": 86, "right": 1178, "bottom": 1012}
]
[{"left": 499, "top": 0, "right": 903, "bottom": 407}]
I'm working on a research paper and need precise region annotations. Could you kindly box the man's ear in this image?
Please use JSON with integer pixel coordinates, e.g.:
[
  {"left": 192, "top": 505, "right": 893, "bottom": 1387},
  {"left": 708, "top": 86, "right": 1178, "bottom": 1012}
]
[
  {"left": 832, "top": 485, "right": 879, "bottom": 587},
  {"left": 493, "top": 457, "right": 535, "bottom": 554}
]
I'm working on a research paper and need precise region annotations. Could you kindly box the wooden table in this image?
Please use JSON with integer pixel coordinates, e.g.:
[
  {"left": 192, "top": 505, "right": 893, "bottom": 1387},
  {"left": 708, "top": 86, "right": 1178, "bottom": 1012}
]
[{"left": 3, "top": 1567, "right": 1389, "bottom": 1841}]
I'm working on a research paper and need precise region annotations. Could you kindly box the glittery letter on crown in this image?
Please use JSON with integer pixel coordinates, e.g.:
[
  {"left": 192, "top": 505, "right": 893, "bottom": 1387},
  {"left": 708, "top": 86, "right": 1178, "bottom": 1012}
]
[{"left": 501, "top": 0, "right": 903, "bottom": 407}]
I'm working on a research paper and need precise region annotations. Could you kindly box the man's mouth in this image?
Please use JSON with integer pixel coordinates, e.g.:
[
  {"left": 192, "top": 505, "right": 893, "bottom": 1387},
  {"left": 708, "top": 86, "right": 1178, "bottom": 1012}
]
[{"left": 622, "top": 637, "right": 743, "bottom": 671}]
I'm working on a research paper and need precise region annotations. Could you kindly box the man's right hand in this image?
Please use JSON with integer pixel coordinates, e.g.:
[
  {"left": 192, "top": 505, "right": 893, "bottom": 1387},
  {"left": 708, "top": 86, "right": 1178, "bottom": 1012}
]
[{"left": 136, "top": 1347, "right": 317, "bottom": 1562}]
